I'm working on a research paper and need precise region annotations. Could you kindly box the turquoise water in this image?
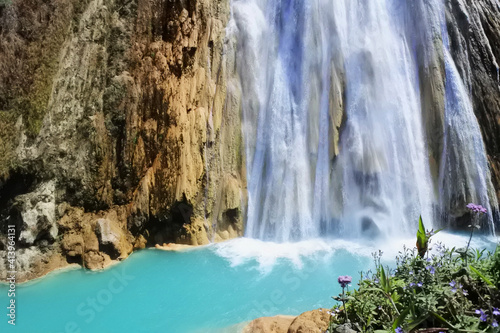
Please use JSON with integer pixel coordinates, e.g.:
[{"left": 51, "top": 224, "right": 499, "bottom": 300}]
[{"left": 1, "top": 234, "right": 496, "bottom": 333}]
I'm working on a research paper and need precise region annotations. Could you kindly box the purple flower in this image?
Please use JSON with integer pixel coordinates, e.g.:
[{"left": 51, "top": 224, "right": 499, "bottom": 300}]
[
  {"left": 417, "top": 282, "right": 423, "bottom": 287},
  {"left": 476, "top": 309, "right": 488, "bottom": 322},
  {"left": 493, "top": 320, "right": 498, "bottom": 328},
  {"left": 462, "top": 289, "right": 468, "bottom": 296},
  {"left": 467, "top": 203, "right": 487, "bottom": 214},
  {"left": 493, "top": 308, "right": 500, "bottom": 316},
  {"left": 426, "top": 265, "right": 435, "bottom": 275},
  {"left": 409, "top": 282, "right": 415, "bottom": 287},
  {"left": 409, "top": 271, "right": 414, "bottom": 275},
  {"left": 451, "top": 288, "right": 457, "bottom": 293},
  {"left": 395, "top": 327, "right": 404, "bottom": 333},
  {"left": 435, "top": 243, "right": 445, "bottom": 255},
  {"left": 338, "top": 275, "right": 352, "bottom": 288},
  {"left": 449, "top": 281, "right": 456, "bottom": 288}
]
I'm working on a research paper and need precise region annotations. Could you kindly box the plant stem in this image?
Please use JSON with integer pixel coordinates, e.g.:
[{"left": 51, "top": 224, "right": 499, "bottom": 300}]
[
  {"left": 387, "top": 295, "right": 400, "bottom": 316},
  {"left": 342, "top": 286, "right": 348, "bottom": 323},
  {"left": 465, "top": 223, "right": 475, "bottom": 267}
]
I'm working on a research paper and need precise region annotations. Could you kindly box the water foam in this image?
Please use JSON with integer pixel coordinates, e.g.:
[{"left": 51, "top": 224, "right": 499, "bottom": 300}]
[{"left": 212, "top": 233, "right": 498, "bottom": 274}]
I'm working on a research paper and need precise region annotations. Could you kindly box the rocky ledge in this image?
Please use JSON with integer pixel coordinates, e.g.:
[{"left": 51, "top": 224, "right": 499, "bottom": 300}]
[{"left": 243, "top": 309, "right": 332, "bottom": 333}]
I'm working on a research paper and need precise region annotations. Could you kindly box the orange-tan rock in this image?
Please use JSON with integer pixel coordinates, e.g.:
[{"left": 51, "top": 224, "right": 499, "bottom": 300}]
[
  {"left": 243, "top": 309, "right": 331, "bottom": 333},
  {"left": 0, "top": 0, "right": 245, "bottom": 282}
]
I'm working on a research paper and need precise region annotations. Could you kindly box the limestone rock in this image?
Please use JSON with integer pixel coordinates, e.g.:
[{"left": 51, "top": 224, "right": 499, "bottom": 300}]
[
  {"left": 243, "top": 315, "right": 296, "bottom": 333},
  {"left": 16, "top": 181, "right": 57, "bottom": 246},
  {"left": 61, "top": 232, "right": 84, "bottom": 257},
  {"left": 0, "top": 0, "right": 245, "bottom": 281},
  {"left": 287, "top": 309, "right": 331, "bottom": 333},
  {"left": 243, "top": 309, "right": 331, "bottom": 333},
  {"left": 95, "top": 218, "right": 122, "bottom": 258},
  {"left": 333, "top": 324, "right": 357, "bottom": 333}
]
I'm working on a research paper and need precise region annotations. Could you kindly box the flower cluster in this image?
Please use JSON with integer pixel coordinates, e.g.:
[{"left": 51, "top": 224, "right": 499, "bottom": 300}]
[
  {"left": 448, "top": 280, "right": 468, "bottom": 296},
  {"left": 328, "top": 217, "right": 500, "bottom": 333},
  {"left": 475, "top": 308, "right": 497, "bottom": 326},
  {"left": 492, "top": 308, "right": 500, "bottom": 327},
  {"left": 319, "top": 309, "right": 337, "bottom": 316},
  {"left": 337, "top": 275, "right": 352, "bottom": 288},
  {"left": 466, "top": 203, "right": 487, "bottom": 214},
  {"left": 433, "top": 242, "right": 446, "bottom": 257},
  {"left": 425, "top": 265, "right": 435, "bottom": 275}
]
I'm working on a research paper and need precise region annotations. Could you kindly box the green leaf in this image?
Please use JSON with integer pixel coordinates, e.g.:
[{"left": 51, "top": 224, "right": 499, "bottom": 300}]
[
  {"left": 391, "top": 291, "right": 399, "bottom": 302},
  {"left": 405, "top": 314, "right": 430, "bottom": 331},
  {"left": 416, "top": 216, "right": 428, "bottom": 258},
  {"left": 418, "top": 216, "right": 425, "bottom": 237},
  {"left": 430, "top": 311, "right": 456, "bottom": 330},
  {"left": 380, "top": 266, "right": 389, "bottom": 293},
  {"left": 432, "top": 228, "right": 443, "bottom": 235},
  {"left": 469, "top": 265, "right": 496, "bottom": 288},
  {"left": 364, "top": 287, "right": 387, "bottom": 294},
  {"left": 392, "top": 307, "right": 410, "bottom": 330}
]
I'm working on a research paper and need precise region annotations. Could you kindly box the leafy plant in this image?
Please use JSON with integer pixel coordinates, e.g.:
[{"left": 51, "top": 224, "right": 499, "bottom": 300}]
[
  {"left": 329, "top": 214, "right": 500, "bottom": 333},
  {"left": 416, "top": 216, "right": 441, "bottom": 258}
]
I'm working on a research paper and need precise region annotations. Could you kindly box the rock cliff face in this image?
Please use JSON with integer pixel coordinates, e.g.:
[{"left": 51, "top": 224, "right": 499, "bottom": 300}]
[
  {"left": 445, "top": 0, "right": 500, "bottom": 207},
  {"left": 0, "top": 0, "right": 244, "bottom": 281}
]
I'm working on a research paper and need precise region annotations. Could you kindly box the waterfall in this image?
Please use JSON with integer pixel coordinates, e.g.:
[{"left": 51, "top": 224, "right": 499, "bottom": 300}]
[
  {"left": 231, "top": 0, "right": 498, "bottom": 242},
  {"left": 439, "top": 6, "right": 498, "bottom": 234}
]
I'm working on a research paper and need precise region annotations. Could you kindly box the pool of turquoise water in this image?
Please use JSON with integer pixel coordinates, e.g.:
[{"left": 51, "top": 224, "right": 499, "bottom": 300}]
[{"left": 0, "top": 234, "right": 496, "bottom": 333}]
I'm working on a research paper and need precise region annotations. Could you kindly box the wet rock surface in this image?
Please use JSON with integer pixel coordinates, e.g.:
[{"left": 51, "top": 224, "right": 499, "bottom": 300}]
[
  {"left": 445, "top": 0, "right": 500, "bottom": 210},
  {"left": 0, "top": 0, "right": 244, "bottom": 281}
]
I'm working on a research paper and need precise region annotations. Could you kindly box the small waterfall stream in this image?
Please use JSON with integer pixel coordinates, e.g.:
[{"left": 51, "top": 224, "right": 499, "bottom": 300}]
[
  {"left": 231, "top": 0, "right": 498, "bottom": 242},
  {"left": 439, "top": 9, "right": 498, "bottom": 234}
]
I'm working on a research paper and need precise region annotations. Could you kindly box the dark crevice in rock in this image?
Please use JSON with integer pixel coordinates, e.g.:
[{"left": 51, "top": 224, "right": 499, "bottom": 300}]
[
  {"left": 142, "top": 197, "right": 194, "bottom": 245},
  {"left": 63, "top": 178, "right": 109, "bottom": 213},
  {"left": 223, "top": 207, "right": 239, "bottom": 225},
  {"left": 99, "top": 242, "right": 120, "bottom": 260},
  {"left": 0, "top": 171, "right": 36, "bottom": 213},
  {"left": 182, "top": 46, "right": 197, "bottom": 69},
  {"left": 66, "top": 254, "right": 83, "bottom": 265}
]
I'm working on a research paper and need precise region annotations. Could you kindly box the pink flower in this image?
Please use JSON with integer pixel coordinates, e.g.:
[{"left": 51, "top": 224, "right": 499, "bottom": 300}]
[
  {"left": 466, "top": 203, "right": 487, "bottom": 214},
  {"left": 338, "top": 275, "right": 352, "bottom": 288}
]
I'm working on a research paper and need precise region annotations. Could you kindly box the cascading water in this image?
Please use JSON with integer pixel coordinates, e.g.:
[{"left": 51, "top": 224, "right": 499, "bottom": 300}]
[
  {"left": 439, "top": 8, "right": 498, "bottom": 234},
  {"left": 230, "top": 0, "right": 498, "bottom": 242}
]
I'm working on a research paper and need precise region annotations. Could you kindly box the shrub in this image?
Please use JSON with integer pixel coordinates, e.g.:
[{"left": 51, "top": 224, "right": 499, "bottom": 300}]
[{"left": 329, "top": 214, "right": 500, "bottom": 333}]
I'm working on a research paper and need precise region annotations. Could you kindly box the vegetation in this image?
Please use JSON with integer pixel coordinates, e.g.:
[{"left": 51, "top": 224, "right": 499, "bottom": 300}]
[
  {"left": 0, "top": 0, "right": 80, "bottom": 180},
  {"left": 329, "top": 206, "right": 500, "bottom": 333}
]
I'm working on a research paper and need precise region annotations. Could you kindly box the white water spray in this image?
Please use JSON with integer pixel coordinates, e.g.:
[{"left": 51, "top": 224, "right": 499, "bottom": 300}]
[{"left": 230, "top": 0, "right": 498, "bottom": 241}]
